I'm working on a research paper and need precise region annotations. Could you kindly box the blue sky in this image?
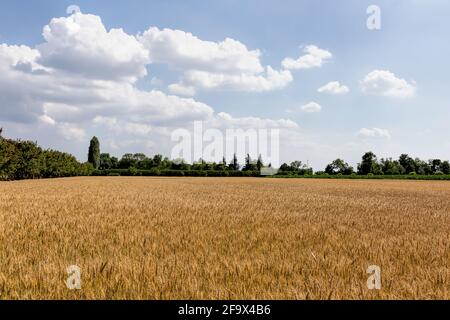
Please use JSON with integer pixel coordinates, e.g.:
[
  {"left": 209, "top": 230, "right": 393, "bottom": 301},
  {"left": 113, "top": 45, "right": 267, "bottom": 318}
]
[{"left": 1, "top": 0, "right": 449, "bottom": 169}]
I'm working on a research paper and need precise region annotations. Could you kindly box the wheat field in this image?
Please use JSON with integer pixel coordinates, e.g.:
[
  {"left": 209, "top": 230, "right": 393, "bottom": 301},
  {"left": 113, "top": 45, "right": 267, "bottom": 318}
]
[{"left": 0, "top": 177, "right": 448, "bottom": 300}]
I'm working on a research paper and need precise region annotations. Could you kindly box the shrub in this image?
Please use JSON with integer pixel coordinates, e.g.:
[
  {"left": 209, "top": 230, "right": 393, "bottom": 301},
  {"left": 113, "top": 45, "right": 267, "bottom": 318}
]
[
  {"left": 128, "top": 167, "right": 138, "bottom": 176},
  {"left": 108, "top": 172, "right": 121, "bottom": 176}
]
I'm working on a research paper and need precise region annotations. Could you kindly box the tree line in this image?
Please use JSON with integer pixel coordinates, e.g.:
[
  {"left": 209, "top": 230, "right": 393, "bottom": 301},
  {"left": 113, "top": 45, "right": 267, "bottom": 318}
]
[
  {"left": 0, "top": 128, "right": 93, "bottom": 181},
  {"left": 321, "top": 152, "right": 450, "bottom": 176},
  {"left": 1, "top": 130, "right": 449, "bottom": 181},
  {"left": 88, "top": 137, "right": 450, "bottom": 177},
  {"left": 88, "top": 136, "right": 301, "bottom": 175}
]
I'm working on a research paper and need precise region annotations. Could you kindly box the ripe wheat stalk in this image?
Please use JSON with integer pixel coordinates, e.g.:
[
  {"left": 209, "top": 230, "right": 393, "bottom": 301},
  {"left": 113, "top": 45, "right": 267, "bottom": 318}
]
[{"left": 0, "top": 177, "right": 448, "bottom": 299}]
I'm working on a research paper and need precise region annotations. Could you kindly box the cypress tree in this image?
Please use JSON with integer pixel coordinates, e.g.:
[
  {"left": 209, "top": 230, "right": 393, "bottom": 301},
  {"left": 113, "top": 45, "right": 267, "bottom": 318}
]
[{"left": 88, "top": 136, "right": 100, "bottom": 169}]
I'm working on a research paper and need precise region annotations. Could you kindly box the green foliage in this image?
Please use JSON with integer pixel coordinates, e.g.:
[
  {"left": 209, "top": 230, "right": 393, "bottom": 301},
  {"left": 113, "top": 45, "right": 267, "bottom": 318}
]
[
  {"left": 380, "top": 158, "right": 404, "bottom": 175},
  {"left": 278, "top": 161, "right": 313, "bottom": 176},
  {"left": 0, "top": 131, "right": 92, "bottom": 181},
  {"left": 325, "top": 159, "right": 354, "bottom": 175},
  {"left": 88, "top": 136, "right": 100, "bottom": 169},
  {"left": 93, "top": 169, "right": 259, "bottom": 177},
  {"left": 229, "top": 154, "right": 240, "bottom": 171},
  {"left": 441, "top": 161, "right": 450, "bottom": 174},
  {"left": 358, "top": 152, "right": 382, "bottom": 175},
  {"left": 4, "top": 129, "right": 450, "bottom": 182}
]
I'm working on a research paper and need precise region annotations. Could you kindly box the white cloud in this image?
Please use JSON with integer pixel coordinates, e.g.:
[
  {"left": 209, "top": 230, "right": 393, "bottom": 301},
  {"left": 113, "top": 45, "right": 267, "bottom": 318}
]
[
  {"left": 300, "top": 102, "right": 322, "bottom": 113},
  {"left": 282, "top": 45, "right": 332, "bottom": 70},
  {"left": 0, "top": 44, "right": 41, "bottom": 68},
  {"left": 93, "top": 116, "right": 117, "bottom": 127},
  {"left": 357, "top": 128, "right": 391, "bottom": 139},
  {"left": 139, "top": 27, "right": 292, "bottom": 94},
  {"left": 214, "top": 112, "right": 298, "bottom": 129},
  {"left": 0, "top": 11, "right": 300, "bottom": 157},
  {"left": 181, "top": 66, "right": 293, "bottom": 92},
  {"left": 360, "top": 70, "right": 415, "bottom": 98},
  {"left": 168, "top": 83, "right": 196, "bottom": 97},
  {"left": 123, "top": 122, "right": 153, "bottom": 136},
  {"left": 37, "top": 12, "right": 149, "bottom": 82},
  {"left": 318, "top": 81, "right": 349, "bottom": 94},
  {"left": 139, "top": 27, "right": 263, "bottom": 74},
  {"left": 57, "top": 122, "right": 86, "bottom": 141},
  {"left": 39, "top": 114, "right": 56, "bottom": 126}
]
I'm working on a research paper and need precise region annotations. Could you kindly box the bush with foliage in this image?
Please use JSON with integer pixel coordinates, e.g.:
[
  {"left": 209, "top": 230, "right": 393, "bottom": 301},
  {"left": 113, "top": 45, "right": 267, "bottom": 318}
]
[{"left": 0, "top": 130, "right": 93, "bottom": 181}]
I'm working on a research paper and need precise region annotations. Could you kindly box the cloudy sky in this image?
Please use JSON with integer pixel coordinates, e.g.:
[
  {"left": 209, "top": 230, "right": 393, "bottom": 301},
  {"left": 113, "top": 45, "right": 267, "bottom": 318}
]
[{"left": 1, "top": 0, "right": 449, "bottom": 169}]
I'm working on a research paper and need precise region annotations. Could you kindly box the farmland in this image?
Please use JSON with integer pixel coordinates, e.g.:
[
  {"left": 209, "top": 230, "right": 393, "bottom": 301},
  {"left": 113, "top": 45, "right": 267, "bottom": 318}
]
[{"left": 0, "top": 177, "right": 448, "bottom": 299}]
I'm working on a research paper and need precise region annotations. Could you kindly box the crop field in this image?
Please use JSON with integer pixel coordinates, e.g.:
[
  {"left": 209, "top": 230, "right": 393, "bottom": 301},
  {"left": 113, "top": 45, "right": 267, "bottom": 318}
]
[{"left": 0, "top": 177, "right": 448, "bottom": 300}]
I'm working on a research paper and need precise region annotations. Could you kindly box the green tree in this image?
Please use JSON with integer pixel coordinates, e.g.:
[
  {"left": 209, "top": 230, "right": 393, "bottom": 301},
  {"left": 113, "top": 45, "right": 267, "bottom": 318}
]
[
  {"left": 153, "top": 154, "right": 163, "bottom": 167},
  {"left": 380, "top": 158, "right": 403, "bottom": 175},
  {"left": 441, "top": 161, "right": 450, "bottom": 174},
  {"left": 88, "top": 137, "right": 100, "bottom": 169},
  {"left": 399, "top": 154, "right": 415, "bottom": 174},
  {"left": 229, "top": 153, "right": 239, "bottom": 171},
  {"left": 119, "top": 153, "right": 136, "bottom": 169},
  {"left": 243, "top": 154, "right": 257, "bottom": 171},
  {"left": 325, "top": 159, "right": 354, "bottom": 175},
  {"left": 279, "top": 163, "right": 290, "bottom": 172},
  {"left": 256, "top": 155, "right": 264, "bottom": 171},
  {"left": 414, "top": 158, "right": 431, "bottom": 175},
  {"left": 99, "top": 153, "right": 112, "bottom": 170},
  {"left": 358, "top": 152, "right": 382, "bottom": 175},
  {"left": 429, "top": 159, "right": 442, "bottom": 174}
]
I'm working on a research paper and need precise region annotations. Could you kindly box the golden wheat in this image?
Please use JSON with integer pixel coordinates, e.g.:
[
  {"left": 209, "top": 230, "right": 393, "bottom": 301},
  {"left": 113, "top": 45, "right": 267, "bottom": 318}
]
[{"left": 0, "top": 177, "right": 448, "bottom": 299}]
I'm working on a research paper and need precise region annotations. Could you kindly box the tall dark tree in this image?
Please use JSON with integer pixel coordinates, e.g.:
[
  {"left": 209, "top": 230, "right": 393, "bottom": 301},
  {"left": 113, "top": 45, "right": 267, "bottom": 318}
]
[
  {"left": 229, "top": 153, "right": 239, "bottom": 171},
  {"left": 88, "top": 136, "right": 100, "bottom": 169},
  {"left": 325, "top": 159, "right": 354, "bottom": 175},
  {"left": 429, "top": 159, "right": 442, "bottom": 173},
  {"left": 243, "top": 154, "right": 257, "bottom": 171},
  {"left": 399, "top": 154, "right": 415, "bottom": 174},
  {"left": 256, "top": 155, "right": 264, "bottom": 171},
  {"left": 358, "top": 152, "right": 381, "bottom": 175},
  {"left": 441, "top": 161, "right": 450, "bottom": 174},
  {"left": 244, "top": 154, "right": 251, "bottom": 170},
  {"left": 279, "top": 163, "right": 290, "bottom": 172}
]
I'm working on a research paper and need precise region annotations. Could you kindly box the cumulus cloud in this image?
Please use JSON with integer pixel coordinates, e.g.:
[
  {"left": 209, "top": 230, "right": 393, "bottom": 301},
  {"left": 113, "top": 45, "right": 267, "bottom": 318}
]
[
  {"left": 357, "top": 128, "right": 391, "bottom": 139},
  {"left": 360, "top": 70, "right": 416, "bottom": 98},
  {"left": 282, "top": 45, "right": 332, "bottom": 70},
  {"left": 37, "top": 12, "right": 149, "bottom": 82},
  {"left": 300, "top": 102, "right": 322, "bottom": 113},
  {"left": 138, "top": 27, "right": 263, "bottom": 74},
  {"left": 318, "top": 81, "right": 349, "bottom": 94},
  {"left": 57, "top": 122, "right": 86, "bottom": 141},
  {"left": 168, "top": 83, "right": 196, "bottom": 97},
  {"left": 0, "top": 11, "right": 300, "bottom": 158},
  {"left": 39, "top": 114, "right": 56, "bottom": 126},
  {"left": 179, "top": 66, "right": 293, "bottom": 92},
  {"left": 213, "top": 112, "right": 298, "bottom": 129},
  {"left": 0, "top": 44, "right": 41, "bottom": 68},
  {"left": 139, "top": 26, "right": 293, "bottom": 94}
]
